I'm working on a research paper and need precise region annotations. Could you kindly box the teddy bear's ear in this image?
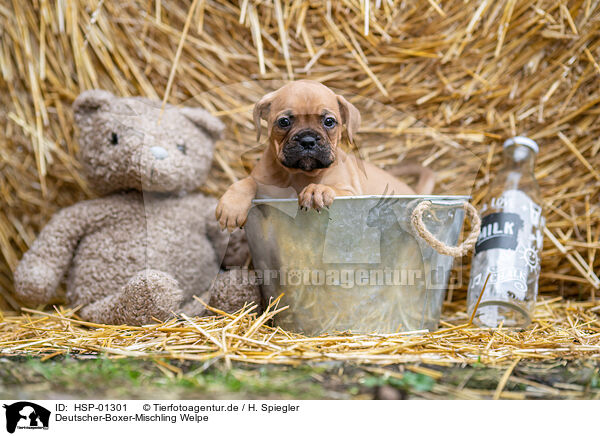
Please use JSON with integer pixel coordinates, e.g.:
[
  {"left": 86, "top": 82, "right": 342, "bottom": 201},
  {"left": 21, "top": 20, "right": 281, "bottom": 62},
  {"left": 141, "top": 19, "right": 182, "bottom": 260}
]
[
  {"left": 72, "top": 89, "right": 114, "bottom": 116},
  {"left": 180, "top": 107, "right": 225, "bottom": 140}
]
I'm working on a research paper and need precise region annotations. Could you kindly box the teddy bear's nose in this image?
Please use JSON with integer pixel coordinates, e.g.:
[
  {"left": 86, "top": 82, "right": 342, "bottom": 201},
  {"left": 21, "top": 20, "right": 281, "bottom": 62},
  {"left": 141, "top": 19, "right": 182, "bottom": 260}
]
[{"left": 150, "top": 146, "right": 169, "bottom": 160}]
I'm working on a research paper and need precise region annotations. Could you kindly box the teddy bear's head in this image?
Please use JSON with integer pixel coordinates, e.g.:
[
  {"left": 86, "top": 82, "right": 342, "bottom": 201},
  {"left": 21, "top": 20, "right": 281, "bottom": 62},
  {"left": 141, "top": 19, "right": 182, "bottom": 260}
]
[{"left": 73, "top": 90, "right": 224, "bottom": 195}]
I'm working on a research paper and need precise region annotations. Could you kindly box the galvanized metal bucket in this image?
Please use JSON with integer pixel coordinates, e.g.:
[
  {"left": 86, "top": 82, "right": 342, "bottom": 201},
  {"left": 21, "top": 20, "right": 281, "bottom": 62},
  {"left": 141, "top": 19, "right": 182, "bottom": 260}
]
[{"left": 245, "top": 195, "right": 471, "bottom": 335}]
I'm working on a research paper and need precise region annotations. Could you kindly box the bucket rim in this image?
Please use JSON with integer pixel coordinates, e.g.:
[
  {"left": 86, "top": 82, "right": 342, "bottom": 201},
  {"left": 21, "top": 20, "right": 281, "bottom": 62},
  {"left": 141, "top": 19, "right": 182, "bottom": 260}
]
[{"left": 252, "top": 194, "right": 471, "bottom": 205}]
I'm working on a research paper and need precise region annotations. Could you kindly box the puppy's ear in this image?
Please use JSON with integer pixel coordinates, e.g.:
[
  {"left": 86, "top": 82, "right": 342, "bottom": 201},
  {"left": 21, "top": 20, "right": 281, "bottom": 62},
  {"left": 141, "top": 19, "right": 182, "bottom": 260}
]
[
  {"left": 336, "top": 95, "right": 361, "bottom": 144},
  {"left": 253, "top": 91, "right": 277, "bottom": 142}
]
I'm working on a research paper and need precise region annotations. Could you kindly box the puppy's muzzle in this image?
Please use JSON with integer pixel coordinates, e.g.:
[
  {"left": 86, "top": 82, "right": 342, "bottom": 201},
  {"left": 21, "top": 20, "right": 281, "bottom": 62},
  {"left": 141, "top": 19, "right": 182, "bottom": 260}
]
[
  {"left": 293, "top": 131, "right": 320, "bottom": 149},
  {"left": 281, "top": 129, "right": 333, "bottom": 172}
]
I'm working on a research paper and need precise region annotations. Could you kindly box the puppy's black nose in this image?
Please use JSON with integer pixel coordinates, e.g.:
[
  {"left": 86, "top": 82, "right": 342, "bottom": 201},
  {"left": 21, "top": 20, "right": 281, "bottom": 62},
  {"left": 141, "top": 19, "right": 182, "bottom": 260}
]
[{"left": 299, "top": 136, "right": 317, "bottom": 149}]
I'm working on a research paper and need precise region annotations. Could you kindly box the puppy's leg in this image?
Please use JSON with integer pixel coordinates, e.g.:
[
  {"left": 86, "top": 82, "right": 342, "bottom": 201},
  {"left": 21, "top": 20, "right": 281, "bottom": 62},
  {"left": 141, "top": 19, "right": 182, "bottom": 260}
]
[
  {"left": 298, "top": 184, "right": 352, "bottom": 210},
  {"left": 216, "top": 177, "right": 258, "bottom": 231}
]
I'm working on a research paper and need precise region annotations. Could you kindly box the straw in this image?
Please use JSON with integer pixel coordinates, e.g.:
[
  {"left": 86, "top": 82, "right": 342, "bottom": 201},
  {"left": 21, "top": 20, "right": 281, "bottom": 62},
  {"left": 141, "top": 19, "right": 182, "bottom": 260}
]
[
  {"left": 0, "top": 297, "right": 598, "bottom": 365},
  {"left": 0, "top": 0, "right": 599, "bottom": 364}
]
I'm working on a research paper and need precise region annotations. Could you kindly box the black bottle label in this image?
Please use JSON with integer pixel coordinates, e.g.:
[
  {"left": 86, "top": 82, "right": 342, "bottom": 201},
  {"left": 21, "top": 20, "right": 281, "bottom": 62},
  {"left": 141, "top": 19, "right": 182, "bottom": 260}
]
[{"left": 474, "top": 212, "right": 524, "bottom": 254}]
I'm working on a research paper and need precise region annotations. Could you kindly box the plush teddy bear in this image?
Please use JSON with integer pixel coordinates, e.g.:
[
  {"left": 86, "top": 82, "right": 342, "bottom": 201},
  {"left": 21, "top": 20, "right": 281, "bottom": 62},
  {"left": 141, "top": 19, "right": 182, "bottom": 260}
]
[{"left": 13, "top": 90, "right": 261, "bottom": 325}]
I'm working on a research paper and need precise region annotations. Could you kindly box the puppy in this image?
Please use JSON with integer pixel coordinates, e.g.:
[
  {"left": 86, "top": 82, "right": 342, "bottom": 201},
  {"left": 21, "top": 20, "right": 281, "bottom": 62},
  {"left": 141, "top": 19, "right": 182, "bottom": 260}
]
[{"left": 216, "top": 80, "right": 434, "bottom": 231}]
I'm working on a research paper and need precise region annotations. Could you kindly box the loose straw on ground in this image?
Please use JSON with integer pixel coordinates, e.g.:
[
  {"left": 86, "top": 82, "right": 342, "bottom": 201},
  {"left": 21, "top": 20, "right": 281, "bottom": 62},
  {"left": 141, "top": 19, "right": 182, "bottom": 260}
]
[{"left": 0, "top": 297, "right": 599, "bottom": 365}]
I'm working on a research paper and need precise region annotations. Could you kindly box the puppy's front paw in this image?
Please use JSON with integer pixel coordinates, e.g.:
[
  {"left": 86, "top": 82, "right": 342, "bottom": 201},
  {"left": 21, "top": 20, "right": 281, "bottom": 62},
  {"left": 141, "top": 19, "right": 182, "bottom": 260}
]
[
  {"left": 298, "top": 184, "right": 336, "bottom": 211},
  {"left": 216, "top": 192, "right": 253, "bottom": 232}
]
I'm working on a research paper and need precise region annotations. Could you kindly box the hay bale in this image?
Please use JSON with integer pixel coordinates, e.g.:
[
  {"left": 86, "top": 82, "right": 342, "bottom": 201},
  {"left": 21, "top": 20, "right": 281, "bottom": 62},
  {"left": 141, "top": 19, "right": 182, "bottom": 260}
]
[{"left": 1, "top": 0, "right": 599, "bottom": 312}]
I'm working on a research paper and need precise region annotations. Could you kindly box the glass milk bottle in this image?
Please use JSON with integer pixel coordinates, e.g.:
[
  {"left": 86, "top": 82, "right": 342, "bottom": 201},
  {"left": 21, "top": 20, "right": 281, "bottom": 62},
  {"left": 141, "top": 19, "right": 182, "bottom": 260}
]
[{"left": 467, "top": 136, "right": 544, "bottom": 328}]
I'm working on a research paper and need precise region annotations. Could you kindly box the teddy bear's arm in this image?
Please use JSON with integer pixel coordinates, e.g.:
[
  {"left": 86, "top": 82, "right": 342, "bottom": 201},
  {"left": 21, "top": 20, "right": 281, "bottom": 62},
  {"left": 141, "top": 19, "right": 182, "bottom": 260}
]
[
  {"left": 195, "top": 195, "right": 228, "bottom": 263},
  {"left": 13, "top": 202, "right": 93, "bottom": 306},
  {"left": 207, "top": 216, "right": 251, "bottom": 269},
  {"left": 189, "top": 194, "right": 249, "bottom": 269}
]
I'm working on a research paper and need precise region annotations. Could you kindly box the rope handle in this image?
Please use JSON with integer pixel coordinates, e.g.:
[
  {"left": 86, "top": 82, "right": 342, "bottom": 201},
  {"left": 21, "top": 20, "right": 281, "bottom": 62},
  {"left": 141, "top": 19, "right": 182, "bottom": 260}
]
[{"left": 410, "top": 200, "right": 481, "bottom": 257}]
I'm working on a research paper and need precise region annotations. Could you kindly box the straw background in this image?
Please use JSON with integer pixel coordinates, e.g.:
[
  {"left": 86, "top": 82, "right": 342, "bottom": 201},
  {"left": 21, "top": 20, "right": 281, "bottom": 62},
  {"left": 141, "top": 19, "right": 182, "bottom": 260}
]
[{"left": 1, "top": 0, "right": 599, "bottom": 314}]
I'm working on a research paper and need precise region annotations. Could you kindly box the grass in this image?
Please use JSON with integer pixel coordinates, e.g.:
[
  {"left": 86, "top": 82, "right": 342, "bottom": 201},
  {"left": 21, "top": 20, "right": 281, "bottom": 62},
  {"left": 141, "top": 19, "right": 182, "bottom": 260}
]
[
  {"left": 1, "top": 355, "right": 599, "bottom": 400},
  {"left": 0, "top": 356, "right": 333, "bottom": 399}
]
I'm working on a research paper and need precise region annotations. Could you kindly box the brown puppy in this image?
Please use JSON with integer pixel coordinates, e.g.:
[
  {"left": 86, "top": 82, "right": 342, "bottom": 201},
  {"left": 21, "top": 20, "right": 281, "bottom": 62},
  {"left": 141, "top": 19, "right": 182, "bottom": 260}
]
[{"left": 216, "top": 80, "right": 434, "bottom": 231}]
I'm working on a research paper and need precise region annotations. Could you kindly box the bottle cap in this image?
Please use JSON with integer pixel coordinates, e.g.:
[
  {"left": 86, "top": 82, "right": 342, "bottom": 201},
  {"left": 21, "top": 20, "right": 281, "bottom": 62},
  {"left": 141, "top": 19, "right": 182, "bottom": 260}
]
[{"left": 503, "top": 136, "right": 539, "bottom": 153}]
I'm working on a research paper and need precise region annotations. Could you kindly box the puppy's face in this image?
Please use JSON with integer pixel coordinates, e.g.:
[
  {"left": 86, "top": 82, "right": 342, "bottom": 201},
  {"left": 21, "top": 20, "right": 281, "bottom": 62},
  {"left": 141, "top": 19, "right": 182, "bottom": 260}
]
[{"left": 254, "top": 81, "right": 360, "bottom": 173}]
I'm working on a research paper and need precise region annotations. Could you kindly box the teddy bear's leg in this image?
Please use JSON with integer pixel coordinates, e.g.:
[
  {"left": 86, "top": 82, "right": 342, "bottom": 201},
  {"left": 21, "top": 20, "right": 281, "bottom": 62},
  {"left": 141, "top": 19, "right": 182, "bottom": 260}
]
[
  {"left": 78, "top": 294, "right": 120, "bottom": 324},
  {"left": 208, "top": 269, "right": 263, "bottom": 315},
  {"left": 79, "top": 269, "right": 184, "bottom": 325}
]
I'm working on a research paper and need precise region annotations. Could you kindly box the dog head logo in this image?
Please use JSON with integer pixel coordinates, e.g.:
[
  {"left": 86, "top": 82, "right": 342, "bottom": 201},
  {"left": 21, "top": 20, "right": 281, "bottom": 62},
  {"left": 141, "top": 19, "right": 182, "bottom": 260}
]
[{"left": 3, "top": 402, "right": 50, "bottom": 433}]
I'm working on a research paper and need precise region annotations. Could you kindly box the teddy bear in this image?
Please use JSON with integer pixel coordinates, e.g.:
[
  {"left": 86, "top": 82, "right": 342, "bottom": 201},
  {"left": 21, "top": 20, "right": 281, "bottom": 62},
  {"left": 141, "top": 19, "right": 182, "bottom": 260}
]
[{"left": 13, "top": 89, "right": 261, "bottom": 325}]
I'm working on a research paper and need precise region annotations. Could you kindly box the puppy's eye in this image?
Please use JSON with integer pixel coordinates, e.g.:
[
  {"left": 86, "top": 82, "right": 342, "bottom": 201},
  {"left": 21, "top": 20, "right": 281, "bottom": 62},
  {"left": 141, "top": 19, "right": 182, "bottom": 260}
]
[
  {"left": 277, "top": 117, "right": 291, "bottom": 128},
  {"left": 177, "top": 143, "right": 186, "bottom": 155},
  {"left": 323, "top": 117, "right": 337, "bottom": 128},
  {"left": 110, "top": 132, "right": 119, "bottom": 145}
]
